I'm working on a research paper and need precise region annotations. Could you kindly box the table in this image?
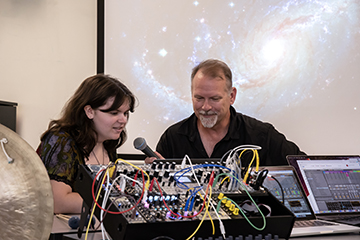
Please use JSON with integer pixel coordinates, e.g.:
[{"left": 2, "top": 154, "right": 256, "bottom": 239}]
[{"left": 49, "top": 215, "right": 100, "bottom": 240}]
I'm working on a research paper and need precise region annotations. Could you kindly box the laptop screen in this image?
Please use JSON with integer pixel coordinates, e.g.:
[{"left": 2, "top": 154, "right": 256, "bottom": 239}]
[
  {"left": 262, "top": 166, "right": 314, "bottom": 219},
  {"left": 287, "top": 155, "right": 360, "bottom": 215}
]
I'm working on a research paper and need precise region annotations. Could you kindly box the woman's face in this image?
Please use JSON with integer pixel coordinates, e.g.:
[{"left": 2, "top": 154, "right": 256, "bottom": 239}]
[{"left": 85, "top": 97, "right": 130, "bottom": 143}]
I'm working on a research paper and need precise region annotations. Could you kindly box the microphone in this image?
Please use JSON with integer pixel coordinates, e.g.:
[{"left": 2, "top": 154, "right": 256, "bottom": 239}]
[{"left": 133, "top": 137, "right": 158, "bottom": 158}]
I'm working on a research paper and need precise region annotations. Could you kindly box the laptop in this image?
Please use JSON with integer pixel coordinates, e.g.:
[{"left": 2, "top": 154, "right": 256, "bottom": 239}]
[
  {"left": 287, "top": 155, "right": 360, "bottom": 226},
  {"left": 261, "top": 166, "right": 360, "bottom": 237}
]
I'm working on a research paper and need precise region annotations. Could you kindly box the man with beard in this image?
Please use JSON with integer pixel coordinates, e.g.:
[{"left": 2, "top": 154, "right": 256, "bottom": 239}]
[{"left": 149, "top": 59, "right": 305, "bottom": 166}]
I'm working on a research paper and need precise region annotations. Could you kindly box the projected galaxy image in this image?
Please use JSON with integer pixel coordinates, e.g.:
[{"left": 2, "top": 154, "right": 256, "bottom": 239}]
[{"left": 105, "top": 0, "right": 360, "bottom": 153}]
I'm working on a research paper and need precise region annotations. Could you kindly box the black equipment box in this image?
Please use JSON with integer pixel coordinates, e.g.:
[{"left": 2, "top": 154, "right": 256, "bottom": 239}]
[{"left": 75, "top": 162, "right": 295, "bottom": 240}]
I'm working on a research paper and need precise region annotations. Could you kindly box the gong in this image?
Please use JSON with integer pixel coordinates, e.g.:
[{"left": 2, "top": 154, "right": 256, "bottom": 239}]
[{"left": 0, "top": 123, "right": 53, "bottom": 240}]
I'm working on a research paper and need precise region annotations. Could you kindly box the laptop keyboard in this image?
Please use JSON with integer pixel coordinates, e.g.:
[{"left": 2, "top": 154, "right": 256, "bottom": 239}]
[
  {"left": 321, "top": 214, "right": 360, "bottom": 222},
  {"left": 295, "top": 220, "right": 335, "bottom": 228},
  {"left": 339, "top": 215, "right": 360, "bottom": 221}
]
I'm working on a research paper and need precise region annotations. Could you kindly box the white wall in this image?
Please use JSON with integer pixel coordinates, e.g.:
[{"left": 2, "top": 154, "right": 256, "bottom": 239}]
[{"left": 0, "top": 0, "right": 96, "bottom": 150}]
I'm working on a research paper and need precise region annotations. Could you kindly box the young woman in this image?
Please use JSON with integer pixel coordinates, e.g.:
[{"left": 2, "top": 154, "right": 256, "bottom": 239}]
[{"left": 37, "top": 74, "right": 136, "bottom": 214}]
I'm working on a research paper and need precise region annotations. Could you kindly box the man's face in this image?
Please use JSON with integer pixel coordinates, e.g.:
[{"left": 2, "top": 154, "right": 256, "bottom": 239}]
[{"left": 191, "top": 70, "right": 236, "bottom": 129}]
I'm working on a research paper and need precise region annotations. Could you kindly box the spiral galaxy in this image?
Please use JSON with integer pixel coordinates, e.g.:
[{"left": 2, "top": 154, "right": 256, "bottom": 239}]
[{"left": 106, "top": 0, "right": 360, "bottom": 152}]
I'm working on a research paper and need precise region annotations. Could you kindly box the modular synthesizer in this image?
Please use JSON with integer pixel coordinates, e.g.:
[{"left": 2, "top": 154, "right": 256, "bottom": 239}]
[{"left": 75, "top": 158, "right": 294, "bottom": 240}]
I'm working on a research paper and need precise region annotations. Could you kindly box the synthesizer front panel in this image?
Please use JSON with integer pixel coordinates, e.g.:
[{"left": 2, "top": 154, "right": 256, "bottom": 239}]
[{"left": 75, "top": 159, "right": 295, "bottom": 240}]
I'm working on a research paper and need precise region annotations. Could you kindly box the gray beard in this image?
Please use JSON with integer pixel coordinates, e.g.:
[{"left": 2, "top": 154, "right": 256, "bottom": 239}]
[{"left": 199, "top": 114, "right": 218, "bottom": 128}]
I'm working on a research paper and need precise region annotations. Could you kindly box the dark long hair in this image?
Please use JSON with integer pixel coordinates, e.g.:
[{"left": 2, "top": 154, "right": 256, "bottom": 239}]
[{"left": 41, "top": 74, "right": 136, "bottom": 157}]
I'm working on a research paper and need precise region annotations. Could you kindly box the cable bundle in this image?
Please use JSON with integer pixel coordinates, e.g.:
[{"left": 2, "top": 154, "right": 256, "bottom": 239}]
[{"left": 83, "top": 144, "right": 274, "bottom": 240}]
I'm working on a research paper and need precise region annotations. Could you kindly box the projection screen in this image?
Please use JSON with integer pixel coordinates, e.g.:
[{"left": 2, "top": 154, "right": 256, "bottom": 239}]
[{"left": 102, "top": 0, "right": 360, "bottom": 156}]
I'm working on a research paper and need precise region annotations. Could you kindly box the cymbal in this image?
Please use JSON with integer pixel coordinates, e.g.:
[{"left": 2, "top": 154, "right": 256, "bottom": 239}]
[{"left": 0, "top": 124, "right": 53, "bottom": 240}]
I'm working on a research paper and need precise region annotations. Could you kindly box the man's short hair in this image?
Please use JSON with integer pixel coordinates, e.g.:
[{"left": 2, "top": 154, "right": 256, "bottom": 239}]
[{"left": 191, "top": 59, "right": 233, "bottom": 91}]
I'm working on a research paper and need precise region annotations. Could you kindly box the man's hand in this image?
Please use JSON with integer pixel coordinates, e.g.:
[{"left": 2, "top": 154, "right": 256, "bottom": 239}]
[{"left": 144, "top": 151, "right": 164, "bottom": 164}]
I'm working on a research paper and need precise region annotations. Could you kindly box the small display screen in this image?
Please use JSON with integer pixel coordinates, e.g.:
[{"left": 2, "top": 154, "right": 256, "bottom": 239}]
[{"left": 177, "top": 176, "right": 192, "bottom": 183}]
